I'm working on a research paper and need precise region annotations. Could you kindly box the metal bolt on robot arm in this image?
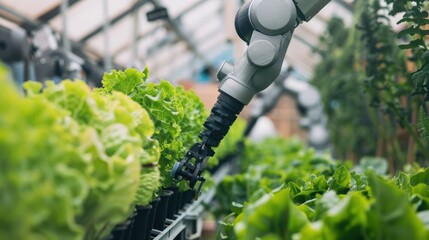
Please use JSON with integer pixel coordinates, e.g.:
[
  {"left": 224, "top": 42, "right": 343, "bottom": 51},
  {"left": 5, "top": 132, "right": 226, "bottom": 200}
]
[{"left": 171, "top": 0, "right": 331, "bottom": 196}]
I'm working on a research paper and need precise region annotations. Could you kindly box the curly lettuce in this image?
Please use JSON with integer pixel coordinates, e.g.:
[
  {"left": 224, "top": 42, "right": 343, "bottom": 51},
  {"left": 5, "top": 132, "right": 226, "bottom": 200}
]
[
  {"left": 101, "top": 68, "right": 207, "bottom": 188},
  {"left": 0, "top": 70, "right": 90, "bottom": 239},
  {"left": 23, "top": 79, "right": 156, "bottom": 239},
  {"left": 175, "top": 86, "right": 207, "bottom": 149}
]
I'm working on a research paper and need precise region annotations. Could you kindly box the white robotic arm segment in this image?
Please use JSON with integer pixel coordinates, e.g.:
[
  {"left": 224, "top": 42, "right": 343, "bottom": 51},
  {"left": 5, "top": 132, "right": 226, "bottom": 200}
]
[
  {"left": 250, "top": 63, "right": 291, "bottom": 117},
  {"left": 217, "top": 0, "right": 330, "bottom": 105},
  {"left": 218, "top": 0, "right": 296, "bottom": 105},
  {"left": 283, "top": 76, "right": 311, "bottom": 97},
  {"left": 298, "top": 86, "right": 321, "bottom": 109}
]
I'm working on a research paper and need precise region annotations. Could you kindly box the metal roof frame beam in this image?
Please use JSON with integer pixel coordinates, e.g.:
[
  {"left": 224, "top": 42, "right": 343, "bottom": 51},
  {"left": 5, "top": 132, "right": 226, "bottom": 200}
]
[
  {"left": 130, "top": 7, "right": 221, "bottom": 62},
  {"left": 36, "top": 0, "right": 82, "bottom": 25},
  {"left": 0, "top": 4, "right": 38, "bottom": 30},
  {"left": 0, "top": 3, "right": 96, "bottom": 57},
  {"left": 80, "top": 0, "right": 149, "bottom": 43},
  {"left": 149, "top": 0, "right": 209, "bottom": 65},
  {"left": 112, "top": 23, "right": 161, "bottom": 57},
  {"left": 113, "top": 0, "right": 208, "bottom": 57}
]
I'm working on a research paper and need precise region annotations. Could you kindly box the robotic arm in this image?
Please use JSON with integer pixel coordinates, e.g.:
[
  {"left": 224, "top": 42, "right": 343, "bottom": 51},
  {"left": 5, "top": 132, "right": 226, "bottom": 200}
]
[
  {"left": 171, "top": 0, "right": 330, "bottom": 195},
  {"left": 245, "top": 64, "right": 330, "bottom": 151},
  {"left": 288, "top": 78, "right": 330, "bottom": 151},
  {"left": 32, "top": 26, "right": 84, "bottom": 82},
  {"left": 0, "top": 24, "right": 106, "bottom": 85},
  {"left": 244, "top": 63, "right": 292, "bottom": 137}
]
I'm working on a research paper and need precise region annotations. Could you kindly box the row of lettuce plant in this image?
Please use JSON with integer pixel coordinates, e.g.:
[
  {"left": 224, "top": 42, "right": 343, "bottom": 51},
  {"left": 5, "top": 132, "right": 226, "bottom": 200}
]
[
  {"left": 215, "top": 137, "right": 429, "bottom": 240},
  {"left": 0, "top": 66, "right": 216, "bottom": 240},
  {"left": 98, "top": 68, "right": 208, "bottom": 190}
]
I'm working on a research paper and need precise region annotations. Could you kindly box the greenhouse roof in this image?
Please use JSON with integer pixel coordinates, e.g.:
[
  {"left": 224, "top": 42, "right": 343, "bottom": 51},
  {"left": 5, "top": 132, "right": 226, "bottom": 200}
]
[{"left": 0, "top": 0, "right": 354, "bottom": 81}]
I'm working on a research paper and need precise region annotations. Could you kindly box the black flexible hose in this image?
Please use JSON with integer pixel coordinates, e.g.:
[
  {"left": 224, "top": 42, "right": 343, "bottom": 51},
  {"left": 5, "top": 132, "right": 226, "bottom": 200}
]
[{"left": 198, "top": 91, "right": 245, "bottom": 155}]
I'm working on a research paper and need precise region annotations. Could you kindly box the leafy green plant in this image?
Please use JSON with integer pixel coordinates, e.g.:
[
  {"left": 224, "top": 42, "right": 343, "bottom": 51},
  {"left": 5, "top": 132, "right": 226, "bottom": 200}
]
[
  {"left": 100, "top": 68, "right": 207, "bottom": 188},
  {"left": 234, "top": 189, "right": 308, "bottom": 240},
  {"left": 311, "top": 16, "right": 379, "bottom": 161},
  {"left": 357, "top": 0, "right": 409, "bottom": 110},
  {"left": 23, "top": 79, "right": 160, "bottom": 239},
  {"left": 297, "top": 172, "right": 428, "bottom": 240},
  {"left": 385, "top": 0, "right": 429, "bottom": 150},
  {"left": 0, "top": 66, "right": 161, "bottom": 239},
  {"left": 215, "top": 137, "right": 339, "bottom": 216},
  {"left": 312, "top": 0, "right": 429, "bottom": 167},
  {"left": 0, "top": 71, "right": 91, "bottom": 240},
  {"left": 386, "top": 0, "right": 429, "bottom": 98},
  {"left": 215, "top": 137, "right": 429, "bottom": 239},
  {"left": 357, "top": 0, "right": 429, "bottom": 166}
]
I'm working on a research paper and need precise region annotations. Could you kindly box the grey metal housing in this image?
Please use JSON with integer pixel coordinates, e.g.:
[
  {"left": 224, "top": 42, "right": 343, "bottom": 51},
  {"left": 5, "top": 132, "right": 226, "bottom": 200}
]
[{"left": 216, "top": 0, "right": 331, "bottom": 105}]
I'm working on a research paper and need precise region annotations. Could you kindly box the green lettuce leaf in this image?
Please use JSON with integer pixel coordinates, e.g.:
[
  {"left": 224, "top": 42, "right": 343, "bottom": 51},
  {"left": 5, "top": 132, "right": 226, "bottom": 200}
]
[
  {"left": 234, "top": 189, "right": 308, "bottom": 239},
  {"left": 101, "top": 68, "right": 207, "bottom": 188},
  {"left": 22, "top": 79, "right": 155, "bottom": 239},
  {"left": 367, "top": 173, "right": 427, "bottom": 240},
  {"left": 0, "top": 71, "right": 90, "bottom": 239}
]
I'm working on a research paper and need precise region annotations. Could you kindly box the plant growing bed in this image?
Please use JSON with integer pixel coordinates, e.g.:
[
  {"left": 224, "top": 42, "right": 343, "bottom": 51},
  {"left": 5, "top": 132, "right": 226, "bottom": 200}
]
[{"left": 214, "top": 137, "right": 429, "bottom": 240}]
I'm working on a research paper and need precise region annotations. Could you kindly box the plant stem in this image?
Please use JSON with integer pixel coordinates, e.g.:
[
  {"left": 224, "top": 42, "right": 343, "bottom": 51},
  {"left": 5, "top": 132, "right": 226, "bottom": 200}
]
[
  {"left": 386, "top": 138, "right": 395, "bottom": 175},
  {"left": 404, "top": 120, "right": 429, "bottom": 160},
  {"left": 392, "top": 137, "right": 404, "bottom": 170},
  {"left": 407, "top": 105, "right": 417, "bottom": 164},
  {"left": 390, "top": 102, "right": 429, "bottom": 162}
]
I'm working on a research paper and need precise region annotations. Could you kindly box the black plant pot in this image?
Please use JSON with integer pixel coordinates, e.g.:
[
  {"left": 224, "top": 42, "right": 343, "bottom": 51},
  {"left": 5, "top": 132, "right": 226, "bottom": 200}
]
[
  {"left": 131, "top": 205, "right": 152, "bottom": 240},
  {"left": 153, "top": 190, "right": 173, "bottom": 230},
  {"left": 177, "top": 191, "right": 184, "bottom": 210},
  {"left": 124, "top": 211, "right": 137, "bottom": 240},
  {"left": 145, "top": 197, "right": 160, "bottom": 240},
  {"left": 112, "top": 220, "right": 131, "bottom": 240},
  {"left": 103, "top": 234, "right": 114, "bottom": 240},
  {"left": 166, "top": 187, "right": 179, "bottom": 219},
  {"left": 183, "top": 189, "right": 195, "bottom": 206}
]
